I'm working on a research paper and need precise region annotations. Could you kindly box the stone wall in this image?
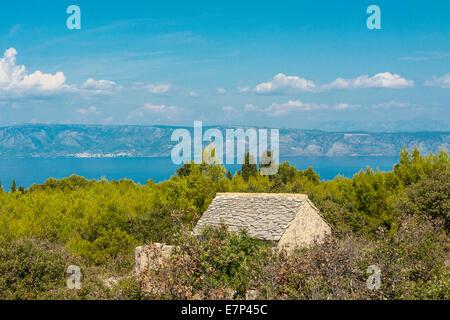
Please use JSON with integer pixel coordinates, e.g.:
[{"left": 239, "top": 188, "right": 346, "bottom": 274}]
[
  {"left": 135, "top": 242, "right": 175, "bottom": 275},
  {"left": 278, "top": 199, "right": 331, "bottom": 250}
]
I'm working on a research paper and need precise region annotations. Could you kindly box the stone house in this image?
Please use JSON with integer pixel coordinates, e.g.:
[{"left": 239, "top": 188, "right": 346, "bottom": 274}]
[
  {"left": 135, "top": 192, "right": 331, "bottom": 278},
  {"left": 193, "top": 193, "right": 331, "bottom": 249}
]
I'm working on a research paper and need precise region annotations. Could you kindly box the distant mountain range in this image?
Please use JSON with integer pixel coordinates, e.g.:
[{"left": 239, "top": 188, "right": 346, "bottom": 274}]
[{"left": 0, "top": 124, "right": 448, "bottom": 158}]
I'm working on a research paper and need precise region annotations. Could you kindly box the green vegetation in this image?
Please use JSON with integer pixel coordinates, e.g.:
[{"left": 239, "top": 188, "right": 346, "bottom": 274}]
[
  {"left": 144, "top": 215, "right": 448, "bottom": 300},
  {"left": 0, "top": 146, "right": 448, "bottom": 299}
]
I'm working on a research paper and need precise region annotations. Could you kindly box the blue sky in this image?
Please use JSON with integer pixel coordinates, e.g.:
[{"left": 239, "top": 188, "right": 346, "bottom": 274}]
[{"left": 0, "top": 0, "right": 449, "bottom": 131}]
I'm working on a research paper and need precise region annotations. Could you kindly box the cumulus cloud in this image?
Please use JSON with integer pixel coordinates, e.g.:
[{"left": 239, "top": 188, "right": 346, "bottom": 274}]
[
  {"left": 147, "top": 82, "right": 172, "bottom": 94},
  {"left": 0, "top": 47, "right": 121, "bottom": 98},
  {"left": 189, "top": 91, "right": 199, "bottom": 97},
  {"left": 323, "top": 72, "right": 413, "bottom": 90},
  {"left": 82, "top": 78, "right": 116, "bottom": 90},
  {"left": 255, "top": 73, "right": 316, "bottom": 94},
  {"left": 0, "top": 47, "right": 67, "bottom": 96},
  {"left": 80, "top": 78, "right": 120, "bottom": 95},
  {"left": 216, "top": 87, "right": 226, "bottom": 94},
  {"left": 254, "top": 72, "right": 413, "bottom": 94},
  {"left": 425, "top": 74, "right": 450, "bottom": 89}
]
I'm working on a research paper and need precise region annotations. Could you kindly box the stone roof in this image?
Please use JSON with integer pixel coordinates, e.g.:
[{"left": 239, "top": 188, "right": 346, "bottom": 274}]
[{"left": 194, "top": 193, "right": 309, "bottom": 241}]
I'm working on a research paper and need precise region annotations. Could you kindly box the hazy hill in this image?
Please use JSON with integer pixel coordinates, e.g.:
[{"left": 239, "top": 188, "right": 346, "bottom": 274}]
[{"left": 0, "top": 124, "right": 448, "bottom": 158}]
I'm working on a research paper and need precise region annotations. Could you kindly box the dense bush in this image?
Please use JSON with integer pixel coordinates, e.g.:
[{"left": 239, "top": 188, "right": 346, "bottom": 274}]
[
  {"left": 140, "top": 225, "right": 272, "bottom": 299},
  {"left": 140, "top": 215, "right": 449, "bottom": 300},
  {"left": 363, "top": 215, "right": 449, "bottom": 299},
  {"left": 395, "top": 167, "right": 449, "bottom": 230},
  {"left": 0, "top": 238, "right": 144, "bottom": 300},
  {"left": 0, "top": 239, "right": 70, "bottom": 299},
  {"left": 0, "top": 147, "right": 448, "bottom": 299}
]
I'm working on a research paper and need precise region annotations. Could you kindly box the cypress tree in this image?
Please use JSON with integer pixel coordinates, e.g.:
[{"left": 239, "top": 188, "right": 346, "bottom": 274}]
[
  {"left": 241, "top": 152, "right": 258, "bottom": 182},
  {"left": 10, "top": 180, "right": 17, "bottom": 193},
  {"left": 226, "top": 170, "right": 233, "bottom": 180}
]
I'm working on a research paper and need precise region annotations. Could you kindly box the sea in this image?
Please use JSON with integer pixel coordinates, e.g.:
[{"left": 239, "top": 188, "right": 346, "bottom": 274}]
[{"left": 0, "top": 156, "right": 399, "bottom": 189}]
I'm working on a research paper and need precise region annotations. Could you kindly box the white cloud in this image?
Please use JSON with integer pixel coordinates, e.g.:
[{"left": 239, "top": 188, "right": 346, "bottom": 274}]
[
  {"left": 0, "top": 47, "right": 67, "bottom": 96},
  {"left": 0, "top": 47, "right": 121, "bottom": 99},
  {"left": 189, "top": 91, "right": 199, "bottom": 97},
  {"left": 371, "top": 101, "right": 409, "bottom": 109},
  {"left": 143, "top": 103, "right": 179, "bottom": 113},
  {"left": 147, "top": 83, "right": 171, "bottom": 94},
  {"left": 76, "top": 106, "right": 101, "bottom": 115},
  {"left": 425, "top": 74, "right": 450, "bottom": 89},
  {"left": 244, "top": 103, "right": 260, "bottom": 112},
  {"left": 82, "top": 78, "right": 116, "bottom": 90},
  {"left": 222, "top": 105, "right": 235, "bottom": 111},
  {"left": 254, "top": 72, "right": 413, "bottom": 95},
  {"left": 144, "top": 103, "right": 178, "bottom": 113},
  {"left": 255, "top": 73, "right": 316, "bottom": 94},
  {"left": 80, "top": 78, "right": 120, "bottom": 95},
  {"left": 324, "top": 72, "right": 413, "bottom": 90},
  {"left": 216, "top": 87, "right": 226, "bottom": 94},
  {"left": 264, "top": 100, "right": 324, "bottom": 116},
  {"left": 127, "top": 103, "right": 182, "bottom": 122},
  {"left": 238, "top": 86, "right": 250, "bottom": 93},
  {"left": 333, "top": 103, "right": 360, "bottom": 110},
  {"left": 243, "top": 101, "right": 359, "bottom": 115},
  {"left": 252, "top": 100, "right": 405, "bottom": 115}
]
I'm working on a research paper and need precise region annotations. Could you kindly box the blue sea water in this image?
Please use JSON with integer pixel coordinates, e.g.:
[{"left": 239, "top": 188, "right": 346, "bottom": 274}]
[{"left": 0, "top": 156, "right": 399, "bottom": 190}]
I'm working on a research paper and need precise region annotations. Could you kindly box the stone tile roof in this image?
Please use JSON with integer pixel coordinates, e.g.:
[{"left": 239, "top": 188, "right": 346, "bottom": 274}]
[{"left": 194, "top": 193, "right": 308, "bottom": 241}]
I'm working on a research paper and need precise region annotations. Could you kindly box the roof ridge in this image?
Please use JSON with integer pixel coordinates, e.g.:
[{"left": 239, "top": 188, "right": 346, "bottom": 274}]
[{"left": 216, "top": 192, "right": 308, "bottom": 197}]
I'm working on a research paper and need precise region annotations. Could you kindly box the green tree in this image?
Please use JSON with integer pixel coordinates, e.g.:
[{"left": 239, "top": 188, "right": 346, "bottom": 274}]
[
  {"left": 396, "top": 167, "right": 450, "bottom": 230},
  {"left": 10, "top": 180, "right": 17, "bottom": 193},
  {"left": 177, "top": 163, "right": 193, "bottom": 178},
  {"left": 239, "top": 152, "right": 258, "bottom": 182},
  {"left": 302, "top": 166, "right": 320, "bottom": 184}
]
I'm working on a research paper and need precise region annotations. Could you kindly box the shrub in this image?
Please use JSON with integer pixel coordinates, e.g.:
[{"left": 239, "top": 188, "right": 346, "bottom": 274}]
[
  {"left": 140, "top": 217, "right": 449, "bottom": 300},
  {"left": 361, "top": 215, "right": 449, "bottom": 299},
  {"left": 395, "top": 167, "right": 449, "bottom": 230},
  {"left": 0, "top": 238, "right": 112, "bottom": 300},
  {"left": 260, "top": 215, "right": 449, "bottom": 300},
  {"left": 140, "top": 225, "right": 271, "bottom": 299}
]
